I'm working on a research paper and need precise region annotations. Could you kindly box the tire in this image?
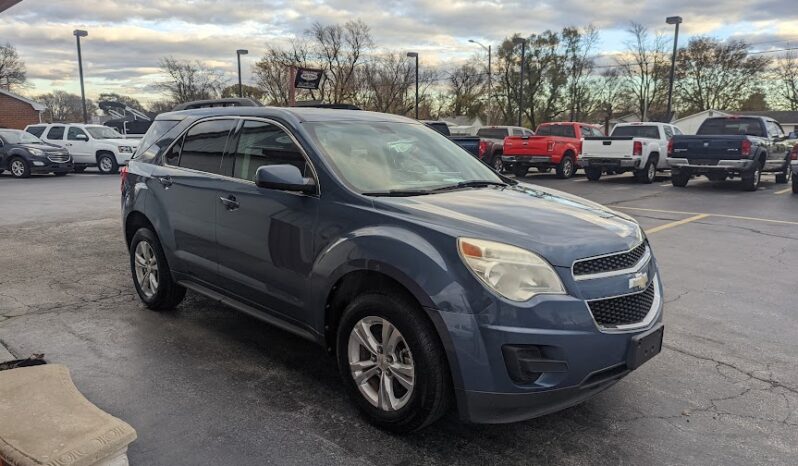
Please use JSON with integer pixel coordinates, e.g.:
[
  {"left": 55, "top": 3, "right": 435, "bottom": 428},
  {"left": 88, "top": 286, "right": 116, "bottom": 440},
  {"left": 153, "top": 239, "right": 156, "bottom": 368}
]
[
  {"left": 741, "top": 163, "right": 762, "bottom": 192},
  {"left": 775, "top": 161, "right": 791, "bottom": 184},
  {"left": 129, "top": 228, "right": 186, "bottom": 311},
  {"left": 634, "top": 157, "right": 657, "bottom": 184},
  {"left": 336, "top": 292, "right": 451, "bottom": 433},
  {"left": 73, "top": 165, "right": 87, "bottom": 173},
  {"left": 513, "top": 165, "right": 528, "bottom": 178},
  {"left": 585, "top": 167, "right": 602, "bottom": 181},
  {"left": 671, "top": 170, "right": 690, "bottom": 188},
  {"left": 9, "top": 157, "right": 31, "bottom": 178},
  {"left": 491, "top": 154, "right": 503, "bottom": 173},
  {"left": 97, "top": 152, "right": 119, "bottom": 174},
  {"left": 54, "top": 172, "right": 68, "bottom": 177},
  {"left": 555, "top": 154, "right": 575, "bottom": 179},
  {"left": 792, "top": 174, "right": 798, "bottom": 194}
]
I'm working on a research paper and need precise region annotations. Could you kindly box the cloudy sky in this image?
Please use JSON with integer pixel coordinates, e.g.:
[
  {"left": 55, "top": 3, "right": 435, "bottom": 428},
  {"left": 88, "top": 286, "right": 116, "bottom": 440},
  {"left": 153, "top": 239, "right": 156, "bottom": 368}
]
[{"left": 2, "top": 0, "right": 797, "bottom": 104}]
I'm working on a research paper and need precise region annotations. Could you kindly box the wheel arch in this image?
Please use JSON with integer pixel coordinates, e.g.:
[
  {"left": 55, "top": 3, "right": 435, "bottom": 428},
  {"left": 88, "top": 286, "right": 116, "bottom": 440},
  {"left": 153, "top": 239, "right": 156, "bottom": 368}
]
[{"left": 124, "top": 210, "right": 156, "bottom": 248}]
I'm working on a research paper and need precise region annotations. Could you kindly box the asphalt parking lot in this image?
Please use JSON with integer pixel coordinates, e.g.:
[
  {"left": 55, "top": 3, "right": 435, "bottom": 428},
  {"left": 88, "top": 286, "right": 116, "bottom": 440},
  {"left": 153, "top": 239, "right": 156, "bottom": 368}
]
[{"left": 1, "top": 169, "right": 796, "bottom": 465}]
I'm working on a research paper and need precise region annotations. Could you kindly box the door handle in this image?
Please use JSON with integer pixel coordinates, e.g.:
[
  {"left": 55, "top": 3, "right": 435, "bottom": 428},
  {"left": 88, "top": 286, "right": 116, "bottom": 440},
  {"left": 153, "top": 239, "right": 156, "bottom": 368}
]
[
  {"left": 220, "top": 195, "right": 239, "bottom": 211},
  {"left": 65, "top": 143, "right": 72, "bottom": 147},
  {"left": 155, "top": 175, "right": 173, "bottom": 188}
]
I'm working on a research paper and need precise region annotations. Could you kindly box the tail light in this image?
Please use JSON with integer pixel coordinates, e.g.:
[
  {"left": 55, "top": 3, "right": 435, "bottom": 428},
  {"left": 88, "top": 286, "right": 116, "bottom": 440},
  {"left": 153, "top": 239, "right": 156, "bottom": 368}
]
[
  {"left": 667, "top": 139, "right": 674, "bottom": 156},
  {"left": 547, "top": 141, "right": 555, "bottom": 152},
  {"left": 790, "top": 144, "right": 797, "bottom": 161},
  {"left": 741, "top": 139, "right": 752, "bottom": 157},
  {"left": 633, "top": 141, "right": 643, "bottom": 156},
  {"left": 120, "top": 166, "right": 128, "bottom": 193},
  {"left": 479, "top": 140, "right": 488, "bottom": 158}
]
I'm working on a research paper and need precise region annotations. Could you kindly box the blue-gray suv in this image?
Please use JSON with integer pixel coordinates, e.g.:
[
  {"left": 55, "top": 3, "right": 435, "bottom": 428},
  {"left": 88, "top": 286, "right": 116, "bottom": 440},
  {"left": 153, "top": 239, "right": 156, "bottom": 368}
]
[{"left": 122, "top": 107, "right": 664, "bottom": 432}]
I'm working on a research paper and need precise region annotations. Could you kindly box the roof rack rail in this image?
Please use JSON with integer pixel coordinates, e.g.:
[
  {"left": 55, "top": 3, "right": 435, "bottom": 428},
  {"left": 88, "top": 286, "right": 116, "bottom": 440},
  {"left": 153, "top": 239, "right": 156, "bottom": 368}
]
[
  {"left": 172, "top": 98, "right": 263, "bottom": 111},
  {"left": 294, "top": 102, "right": 361, "bottom": 110}
]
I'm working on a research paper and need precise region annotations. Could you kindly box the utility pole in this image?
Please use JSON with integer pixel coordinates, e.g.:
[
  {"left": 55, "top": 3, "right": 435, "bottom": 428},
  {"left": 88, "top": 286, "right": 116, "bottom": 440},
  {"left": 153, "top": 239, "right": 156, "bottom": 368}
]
[
  {"left": 469, "top": 40, "right": 492, "bottom": 125},
  {"left": 407, "top": 52, "right": 419, "bottom": 119},
  {"left": 512, "top": 37, "right": 526, "bottom": 127},
  {"left": 666, "top": 16, "right": 683, "bottom": 122},
  {"left": 73, "top": 29, "right": 89, "bottom": 124},
  {"left": 236, "top": 49, "right": 249, "bottom": 98}
]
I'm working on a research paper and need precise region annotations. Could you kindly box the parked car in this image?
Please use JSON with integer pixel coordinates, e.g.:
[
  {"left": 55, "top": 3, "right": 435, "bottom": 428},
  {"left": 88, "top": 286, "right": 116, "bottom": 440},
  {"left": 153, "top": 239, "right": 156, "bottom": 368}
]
[
  {"left": 123, "top": 107, "right": 663, "bottom": 432},
  {"left": 791, "top": 143, "right": 798, "bottom": 194},
  {"left": 423, "top": 121, "right": 482, "bottom": 157},
  {"left": 25, "top": 123, "right": 139, "bottom": 174},
  {"left": 475, "top": 126, "right": 534, "bottom": 172},
  {"left": 667, "top": 116, "right": 795, "bottom": 191},
  {"left": 0, "top": 129, "right": 72, "bottom": 178},
  {"left": 581, "top": 122, "right": 681, "bottom": 183},
  {"left": 503, "top": 122, "right": 603, "bottom": 179}
]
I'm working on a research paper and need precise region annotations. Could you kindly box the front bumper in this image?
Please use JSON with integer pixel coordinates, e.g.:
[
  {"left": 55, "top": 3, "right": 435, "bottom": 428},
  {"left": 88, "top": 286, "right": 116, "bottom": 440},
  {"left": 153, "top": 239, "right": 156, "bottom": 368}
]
[
  {"left": 581, "top": 157, "right": 640, "bottom": 168},
  {"left": 667, "top": 157, "right": 755, "bottom": 172},
  {"left": 30, "top": 158, "right": 73, "bottom": 173}
]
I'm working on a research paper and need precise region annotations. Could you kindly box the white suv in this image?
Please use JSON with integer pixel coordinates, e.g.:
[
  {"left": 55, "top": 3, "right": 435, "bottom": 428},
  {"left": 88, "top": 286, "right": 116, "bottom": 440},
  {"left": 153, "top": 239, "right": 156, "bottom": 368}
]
[{"left": 25, "top": 124, "right": 139, "bottom": 174}]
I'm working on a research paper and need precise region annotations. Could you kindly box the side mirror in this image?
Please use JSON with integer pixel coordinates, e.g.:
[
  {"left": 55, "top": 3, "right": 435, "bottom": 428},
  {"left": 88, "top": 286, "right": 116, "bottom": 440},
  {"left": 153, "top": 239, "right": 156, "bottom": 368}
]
[
  {"left": 76, "top": 133, "right": 89, "bottom": 141},
  {"left": 788, "top": 132, "right": 797, "bottom": 140},
  {"left": 255, "top": 164, "right": 316, "bottom": 194}
]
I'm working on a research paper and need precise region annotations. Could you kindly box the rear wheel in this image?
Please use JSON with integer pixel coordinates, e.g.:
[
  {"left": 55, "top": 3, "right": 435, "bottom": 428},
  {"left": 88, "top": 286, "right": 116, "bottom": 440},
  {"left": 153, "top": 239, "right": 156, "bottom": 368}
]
[
  {"left": 741, "top": 164, "right": 762, "bottom": 191},
  {"left": 672, "top": 170, "right": 690, "bottom": 187},
  {"left": 513, "top": 165, "right": 528, "bottom": 178},
  {"left": 129, "top": 228, "right": 186, "bottom": 311},
  {"left": 556, "top": 154, "right": 575, "bottom": 179},
  {"left": 97, "top": 153, "right": 119, "bottom": 175},
  {"left": 9, "top": 157, "right": 30, "bottom": 178},
  {"left": 491, "top": 154, "right": 503, "bottom": 172},
  {"left": 634, "top": 157, "right": 657, "bottom": 184},
  {"left": 337, "top": 292, "right": 451, "bottom": 433},
  {"left": 585, "top": 167, "right": 602, "bottom": 181}
]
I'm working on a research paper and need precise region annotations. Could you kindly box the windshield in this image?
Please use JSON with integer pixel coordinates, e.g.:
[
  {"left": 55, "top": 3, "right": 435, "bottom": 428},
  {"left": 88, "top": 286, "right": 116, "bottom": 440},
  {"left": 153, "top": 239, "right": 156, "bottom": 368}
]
[
  {"left": 0, "top": 130, "right": 44, "bottom": 144},
  {"left": 86, "top": 126, "right": 124, "bottom": 139},
  {"left": 476, "top": 128, "right": 509, "bottom": 139},
  {"left": 305, "top": 121, "right": 503, "bottom": 194},
  {"left": 697, "top": 118, "right": 765, "bottom": 137},
  {"left": 535, "top": 124, "right": 576, "bottom": 138},
  {"left": 612, "top": 125, "right": 660, "bottom": 139}
]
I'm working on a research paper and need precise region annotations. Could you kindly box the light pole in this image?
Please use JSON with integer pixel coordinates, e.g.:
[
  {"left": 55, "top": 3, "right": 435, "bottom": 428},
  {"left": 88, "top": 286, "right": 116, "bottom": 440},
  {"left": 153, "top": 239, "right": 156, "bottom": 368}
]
[
  {"left": 407, "top": 52, "right": 419, "bottom": 119},
  {"left": 512, "top": 37, "right": 526, "bottom": 127},
  {"left": 469, "top": 39, "right": 492, "bottom": 125},
  {"left": 73, "top": 29, "right": 88, "bottom": 124},
  {"left": 236, "top": 49, "right": 249, "bottom": 98},
  {"left": 666, "top": 16, "right": 683, "bottom": 122}
]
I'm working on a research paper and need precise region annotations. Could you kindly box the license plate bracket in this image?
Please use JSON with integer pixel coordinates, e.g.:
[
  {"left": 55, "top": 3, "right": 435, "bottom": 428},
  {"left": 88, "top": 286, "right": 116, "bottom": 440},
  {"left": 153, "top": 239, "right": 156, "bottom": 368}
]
[{"left": 627, "top": 324, "right": 663, "bottom": 370}]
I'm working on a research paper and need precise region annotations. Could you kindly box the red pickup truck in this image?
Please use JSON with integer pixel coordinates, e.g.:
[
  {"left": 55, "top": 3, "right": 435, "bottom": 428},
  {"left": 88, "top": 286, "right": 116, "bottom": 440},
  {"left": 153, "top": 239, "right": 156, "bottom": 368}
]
[{"left": 502, "top": 122, "right": 604, "bottom": 178}]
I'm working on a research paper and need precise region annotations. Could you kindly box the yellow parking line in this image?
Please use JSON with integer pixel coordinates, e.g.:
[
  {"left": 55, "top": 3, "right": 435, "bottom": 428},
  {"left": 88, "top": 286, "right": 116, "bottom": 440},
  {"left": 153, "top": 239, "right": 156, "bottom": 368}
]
[
  {"left": 617, "top": 206, "right": 798, "bottom": 226},
  {"left": 645, "top": 214, "right": 709, "bottom": 235},
  {"left": 775, "top": 187, "right": 792, "bottom": 195}
]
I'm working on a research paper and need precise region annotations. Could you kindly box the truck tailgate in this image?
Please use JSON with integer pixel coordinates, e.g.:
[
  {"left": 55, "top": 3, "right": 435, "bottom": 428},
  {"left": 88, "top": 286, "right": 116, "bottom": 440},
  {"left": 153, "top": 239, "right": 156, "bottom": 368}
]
[
  {"left": 449, "top": 136, "right": 481, "bottom": 157},
  {"left": 503, "top": 136, "right": 554, "bottom": 156},
  {"left": 671, "top": 135, "right": 746, "bottom": 160},
  {"left": 582, "top": 137, "right": 634, "bottom": 157}
]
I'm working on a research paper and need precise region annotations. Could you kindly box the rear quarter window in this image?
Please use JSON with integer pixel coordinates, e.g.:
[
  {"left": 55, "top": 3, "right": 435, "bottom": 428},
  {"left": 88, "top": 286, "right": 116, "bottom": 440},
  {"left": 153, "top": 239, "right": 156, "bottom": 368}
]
[{"left": 133, "top": 119, "right": 182, "bottom": 161}]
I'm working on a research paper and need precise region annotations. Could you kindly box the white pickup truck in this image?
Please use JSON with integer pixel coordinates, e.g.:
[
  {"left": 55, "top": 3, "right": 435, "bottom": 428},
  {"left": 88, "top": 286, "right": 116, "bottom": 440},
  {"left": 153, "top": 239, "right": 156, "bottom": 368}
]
[
  {"left": 24, "top": 123, "right": 139, "bottom": 174},
  {"left": 581, "top": 122, "right": 683, "bottom": 183}
]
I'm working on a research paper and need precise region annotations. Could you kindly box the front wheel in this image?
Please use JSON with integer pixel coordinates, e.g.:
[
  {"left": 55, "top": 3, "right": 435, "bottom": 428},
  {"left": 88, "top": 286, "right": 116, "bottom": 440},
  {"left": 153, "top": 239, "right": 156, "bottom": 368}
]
[
  {"left": 555, "top": 155, "right": 575, "bottom": 179},
  {"left": 97, "top": 153, "right": 119, "bottom": 175},
  {"left": 337, "top": 292, "right": 451, "bottom": 433},
  {"left": 775, "top": 162, "right": 791, "bottom": 184},
  {"left": 9, "top": 157, "right": 30, "bottom": 178},
  {"left": 585, "top": 167, "right": 602, "bottom": 181},
  {"left": 129, "top": 228, "right": 186, "bottom": 311},
  {"left": 491, "top": 155, "right": 503, "bottom": 173}
]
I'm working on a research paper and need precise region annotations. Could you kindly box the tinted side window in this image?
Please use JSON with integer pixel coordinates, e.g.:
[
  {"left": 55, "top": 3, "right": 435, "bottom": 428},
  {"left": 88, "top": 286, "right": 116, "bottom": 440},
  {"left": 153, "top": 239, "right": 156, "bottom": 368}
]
[
  {"left": 26, "top": 126, "right": 45, "bottom": 137},
  {"left": 67, "top": 127, "right": 88, "bottom": 140},
  {"left": 230, "top": 120, "right": 309, "bottom": 182},
  {"left": 47, "top": 126, "right": 65, "bottom": 140},
  {"left": 177, "top": 119, "right": 236, "bottom": 175}
]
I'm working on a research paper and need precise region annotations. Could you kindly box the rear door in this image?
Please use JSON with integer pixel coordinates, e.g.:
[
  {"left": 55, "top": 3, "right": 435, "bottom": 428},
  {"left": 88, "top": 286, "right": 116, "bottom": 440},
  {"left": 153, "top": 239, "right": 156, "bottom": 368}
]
[
  {"left": 214, "top": 118, "right": 319, "bottom": 322},
  {"left": 43, "top": 125, "right": 66, "bottom": 148},
  {"left": 65, "top": 126, "right": 93, "bottom": 163},
  {"left": 147, "top": 118, "right": 237, "bottom": 285}
]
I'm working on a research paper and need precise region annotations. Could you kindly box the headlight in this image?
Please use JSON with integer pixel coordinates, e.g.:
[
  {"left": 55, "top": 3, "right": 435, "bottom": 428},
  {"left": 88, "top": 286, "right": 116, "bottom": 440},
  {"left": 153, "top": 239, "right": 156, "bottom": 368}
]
[
  {"left": 458, "top": 238, "right": 565, "bottom": 301},
  {"left": 28, "top": 148, "right": 45, "bottom": 156},
  {"left": 118, "top": 146, "right": 133, "bottom": 153}
]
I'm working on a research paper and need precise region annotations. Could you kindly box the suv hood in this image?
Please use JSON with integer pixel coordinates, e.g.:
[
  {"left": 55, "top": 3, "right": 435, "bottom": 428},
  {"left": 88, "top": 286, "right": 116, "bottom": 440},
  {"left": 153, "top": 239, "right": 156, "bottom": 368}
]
[{"left": 374, "top": 183, "right": 643, "bottom": 267}]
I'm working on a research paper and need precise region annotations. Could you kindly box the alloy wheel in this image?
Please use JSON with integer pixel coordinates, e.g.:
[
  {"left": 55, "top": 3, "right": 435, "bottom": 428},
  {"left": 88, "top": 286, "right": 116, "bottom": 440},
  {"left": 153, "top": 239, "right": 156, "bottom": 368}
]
[
  {"left": 99, "top": 157, "right": 113, "bottom": 173},
  {"left": 647, "top": 162, "right": 656, "bottom": 182},
  {"left": 348, "top": 316, "right": 415, "bottom": 412},
  {"left": 11, "top": 160, "right": 25, "bottom": 177},
  {"left": 564, "top": 158, "right": 573, "bottom": 177},
  {"left": 134, "top": 241, "right": 159, "bottom": 298},
  {"left": 493, "top": 157, "right": 503, "bottom": 172}
]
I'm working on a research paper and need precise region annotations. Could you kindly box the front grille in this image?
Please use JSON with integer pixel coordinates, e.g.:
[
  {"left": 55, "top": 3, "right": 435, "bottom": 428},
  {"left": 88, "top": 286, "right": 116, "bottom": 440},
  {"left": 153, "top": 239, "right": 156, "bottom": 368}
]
[
  {"left": 573, "top": 241, "right": 647, "bottom": 277},
  {"left": 588, "top": 281, "right": 656, "bottom": 327},
  {"left": 48, "top": 154, "right": 70, "bottom": 163}
]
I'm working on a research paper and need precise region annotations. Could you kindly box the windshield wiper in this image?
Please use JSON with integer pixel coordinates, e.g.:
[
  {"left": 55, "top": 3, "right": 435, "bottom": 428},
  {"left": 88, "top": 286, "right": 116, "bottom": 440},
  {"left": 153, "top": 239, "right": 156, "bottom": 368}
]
[
  {"left": 362, "top": 189, "right": 433, "bottom": 197},
  {"left": 432, "top": 180, "right": 508, "bottom": 192}
]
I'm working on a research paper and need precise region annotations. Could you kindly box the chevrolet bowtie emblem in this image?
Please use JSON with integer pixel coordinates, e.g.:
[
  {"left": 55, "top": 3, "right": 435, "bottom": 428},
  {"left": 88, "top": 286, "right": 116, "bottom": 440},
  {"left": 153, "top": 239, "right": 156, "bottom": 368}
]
[{"left": 629, "top": 272, "right": 649, "bottom": 290}]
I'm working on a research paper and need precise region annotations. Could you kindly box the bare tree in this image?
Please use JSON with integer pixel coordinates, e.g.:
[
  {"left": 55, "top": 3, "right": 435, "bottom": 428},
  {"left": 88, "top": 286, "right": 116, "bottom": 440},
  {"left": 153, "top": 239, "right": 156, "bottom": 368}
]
[
  {"left": 36, "top": 91, "right": 97, "bottom": 122},
  {"left": 590, "top": 68, "right": 633, "bottom": 133},
  {"left": 563, "top": 25, "right": 599, "bottom": 121},
  {"left": 358, "top": 52, "right": 414, "bottom": 114},
  {"left": 0, "top": 42, "right": 26, "bottom": 91},
  {"left": 253, "top": 39, "right": 316, "bottom": 105},
  {"left": 155, "top": 57, "right": 227, "bottom": 104},
  {"left": 616, "top": 23, "right": 670, "bottom": 121},
  {"left": 771, "top": 52, "right": 798, "bottom": 111},
  {"left": 309, "top": 20, "right": 373, "bottom": 104},
  {"left": 445, "top": 60, "right": 487, "bottom": 117},
  {"left": 675, "top": 37, "right": 770, "bottom": 112}
]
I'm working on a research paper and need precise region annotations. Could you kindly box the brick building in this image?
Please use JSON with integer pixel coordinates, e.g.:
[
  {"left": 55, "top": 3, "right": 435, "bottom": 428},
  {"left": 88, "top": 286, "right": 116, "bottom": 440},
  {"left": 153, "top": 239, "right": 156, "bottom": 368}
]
[{"left": 0, "top": 88, "right": 46, "bottom": 130}]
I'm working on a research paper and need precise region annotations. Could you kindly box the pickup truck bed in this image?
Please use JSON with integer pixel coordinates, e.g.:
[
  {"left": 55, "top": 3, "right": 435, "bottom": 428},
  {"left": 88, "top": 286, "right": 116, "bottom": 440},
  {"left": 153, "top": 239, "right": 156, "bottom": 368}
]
[{"left": 581, "top": 123, "right": 675, "bottom": 184}]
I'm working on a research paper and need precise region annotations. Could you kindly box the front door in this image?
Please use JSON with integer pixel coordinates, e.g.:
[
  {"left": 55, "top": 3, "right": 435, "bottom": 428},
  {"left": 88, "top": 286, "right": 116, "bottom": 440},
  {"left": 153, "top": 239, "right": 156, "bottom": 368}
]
[
  {"left": 214, "top": 119, "right": 319, "bottom": 321},
  {"left": 65, "top": 126, "right": 93, "bottom": 164},
  {"left": 147, "top": 118, "right": 237, "bottom": 285}
]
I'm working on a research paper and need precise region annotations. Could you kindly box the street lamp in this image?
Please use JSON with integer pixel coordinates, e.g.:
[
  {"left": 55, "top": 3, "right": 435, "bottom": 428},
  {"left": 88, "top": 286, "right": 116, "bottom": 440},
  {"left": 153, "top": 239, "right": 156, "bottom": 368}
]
[
  {"left": 512, "top": 37, "right": 526, "bottom": 127},
  {"left": 407, "top": 52, "right": 419, "bottom": 119},
  {"left": 666, "top": 16, "right": 683, "bottom": 122},
  {"left": 469, "top": 39, "right": 492, "bottom": 125},
  {"left": 236, "top": 49, "right": 249, "bottom": 98},
  {"left": 73, "top": 29, "right": 88, "bottom": 124}
]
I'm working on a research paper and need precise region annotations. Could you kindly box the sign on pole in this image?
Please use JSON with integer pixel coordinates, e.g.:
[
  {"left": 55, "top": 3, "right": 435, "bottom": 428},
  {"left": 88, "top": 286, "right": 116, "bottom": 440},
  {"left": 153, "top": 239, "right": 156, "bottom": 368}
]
[{"left": 294, "top": 68, "right": 324, "bottom": 90}]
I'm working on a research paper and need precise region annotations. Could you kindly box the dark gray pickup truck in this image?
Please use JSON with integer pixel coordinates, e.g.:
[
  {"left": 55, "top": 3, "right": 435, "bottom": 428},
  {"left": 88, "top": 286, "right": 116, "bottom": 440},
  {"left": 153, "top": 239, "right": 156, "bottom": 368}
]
[
  {"left": 423, "top": 121, "right": 481, "bottom": 158},
  {"left": 667, "top": 116, "right": 796, "bottom": 191}
]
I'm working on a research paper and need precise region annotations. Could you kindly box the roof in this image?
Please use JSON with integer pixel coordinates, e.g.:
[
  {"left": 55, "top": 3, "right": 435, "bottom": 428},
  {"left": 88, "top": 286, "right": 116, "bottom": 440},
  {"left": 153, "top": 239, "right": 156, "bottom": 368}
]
[
  {"left": 158, "top": 106, "right": 418, "bottom": 125},
  {"left": 735, "top": 111, "right": 798, "bottom": 123},
  {"left": 0, "top": 88, "right": 46, "bottom": 112}
]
